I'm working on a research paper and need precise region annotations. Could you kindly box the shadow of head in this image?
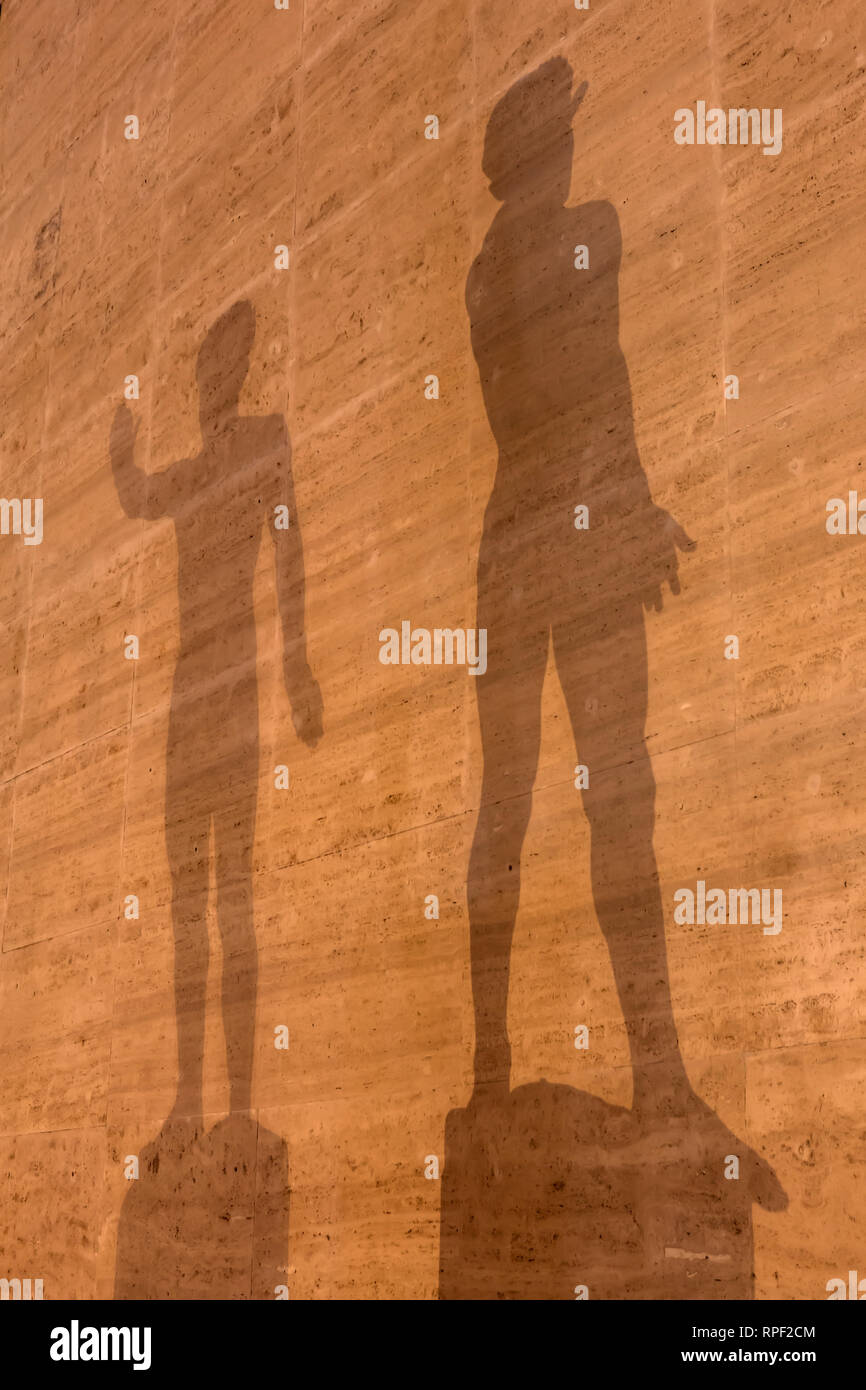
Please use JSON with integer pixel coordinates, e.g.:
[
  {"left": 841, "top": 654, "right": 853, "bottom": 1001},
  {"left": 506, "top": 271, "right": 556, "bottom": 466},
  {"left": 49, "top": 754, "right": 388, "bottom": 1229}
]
[
  {"left": 483, "top": 57, "right": 588, "bottom": 202},
  {"left": 196, "top": 298, "right": 256, "bottom": 429}
]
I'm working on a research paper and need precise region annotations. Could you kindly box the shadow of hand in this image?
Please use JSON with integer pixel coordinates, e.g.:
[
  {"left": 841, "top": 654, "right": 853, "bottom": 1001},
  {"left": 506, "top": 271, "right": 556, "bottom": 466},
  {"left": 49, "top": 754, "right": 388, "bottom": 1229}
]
[
  {"left": 637, "top": 502, "right": 697, "bottom": 612},
  {"left": 285, "top": 659, "right": 324, "bottom": 748}
]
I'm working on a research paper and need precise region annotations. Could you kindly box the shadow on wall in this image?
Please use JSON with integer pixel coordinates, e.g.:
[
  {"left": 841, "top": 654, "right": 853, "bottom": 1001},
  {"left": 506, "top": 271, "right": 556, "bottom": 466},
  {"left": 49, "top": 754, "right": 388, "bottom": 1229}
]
[
  {"left": 439, "top": 59, "right": 787, "bottom": 1300},
  {"left": 110, "top": 301, "right": 322, "bottom": 1297}
]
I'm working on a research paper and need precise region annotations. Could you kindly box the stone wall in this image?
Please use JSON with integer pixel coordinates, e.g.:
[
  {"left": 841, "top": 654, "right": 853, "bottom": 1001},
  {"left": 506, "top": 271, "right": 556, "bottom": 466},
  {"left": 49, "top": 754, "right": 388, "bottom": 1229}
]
[{"left": 0, "top": 0, "right": 864, "bottom": 1299}]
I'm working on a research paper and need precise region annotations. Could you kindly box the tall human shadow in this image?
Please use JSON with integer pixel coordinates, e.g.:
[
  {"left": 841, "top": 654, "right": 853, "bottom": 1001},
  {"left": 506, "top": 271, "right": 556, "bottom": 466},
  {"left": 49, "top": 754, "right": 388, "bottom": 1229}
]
[
  {"left": 110, "top": 300, "right": 322, "bottom": 1297},
  {"left": 439, "top": 60, "right": 786, "bottom": 1300}
]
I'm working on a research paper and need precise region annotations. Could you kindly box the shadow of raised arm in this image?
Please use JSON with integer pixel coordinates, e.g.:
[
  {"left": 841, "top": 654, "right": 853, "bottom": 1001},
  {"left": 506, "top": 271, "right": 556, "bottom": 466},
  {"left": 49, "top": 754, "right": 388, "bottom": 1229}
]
[{"left": 110, "top": 402, "right": 173, "bottom": 520}]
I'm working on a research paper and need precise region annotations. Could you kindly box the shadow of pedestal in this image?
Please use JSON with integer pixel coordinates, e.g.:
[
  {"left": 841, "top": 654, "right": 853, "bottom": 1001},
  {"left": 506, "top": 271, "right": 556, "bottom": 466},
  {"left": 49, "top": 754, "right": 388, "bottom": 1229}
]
[
  {"left": 114, "top": 1113, "right": 289, "bottom": 1300},
  {"left": 439, "top": 1081, "right": 786, "bottom": 1300}
]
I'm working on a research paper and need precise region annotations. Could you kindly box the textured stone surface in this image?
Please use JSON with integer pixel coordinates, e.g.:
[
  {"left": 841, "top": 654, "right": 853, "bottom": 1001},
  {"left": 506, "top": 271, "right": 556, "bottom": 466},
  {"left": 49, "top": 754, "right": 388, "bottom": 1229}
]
[{"left": 0, "top": 0, "right": 864, "bottom": 1301}]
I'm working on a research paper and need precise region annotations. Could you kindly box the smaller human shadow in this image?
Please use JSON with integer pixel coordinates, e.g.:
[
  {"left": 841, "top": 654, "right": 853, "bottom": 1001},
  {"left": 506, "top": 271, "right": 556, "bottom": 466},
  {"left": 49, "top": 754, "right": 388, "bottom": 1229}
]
[{"left": 109, "top": 300, "right": 319, "bottom": 1296}]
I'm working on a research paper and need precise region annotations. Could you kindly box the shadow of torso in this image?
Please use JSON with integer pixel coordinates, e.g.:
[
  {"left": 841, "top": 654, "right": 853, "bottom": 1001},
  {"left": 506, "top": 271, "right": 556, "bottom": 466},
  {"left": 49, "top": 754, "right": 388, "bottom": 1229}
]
[
  {"left": 469, "top": 199, "right": 644, "bottom": 613},
  {"left": 166, "top": 417, "right": 287, "bottom": 776}
]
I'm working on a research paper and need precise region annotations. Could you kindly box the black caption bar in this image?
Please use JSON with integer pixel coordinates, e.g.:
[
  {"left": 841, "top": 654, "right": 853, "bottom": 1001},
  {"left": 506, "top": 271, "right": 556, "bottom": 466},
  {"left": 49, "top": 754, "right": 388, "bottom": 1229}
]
[{"left": 3, "top": 1299, "right": 858, "bottom": 1377}]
